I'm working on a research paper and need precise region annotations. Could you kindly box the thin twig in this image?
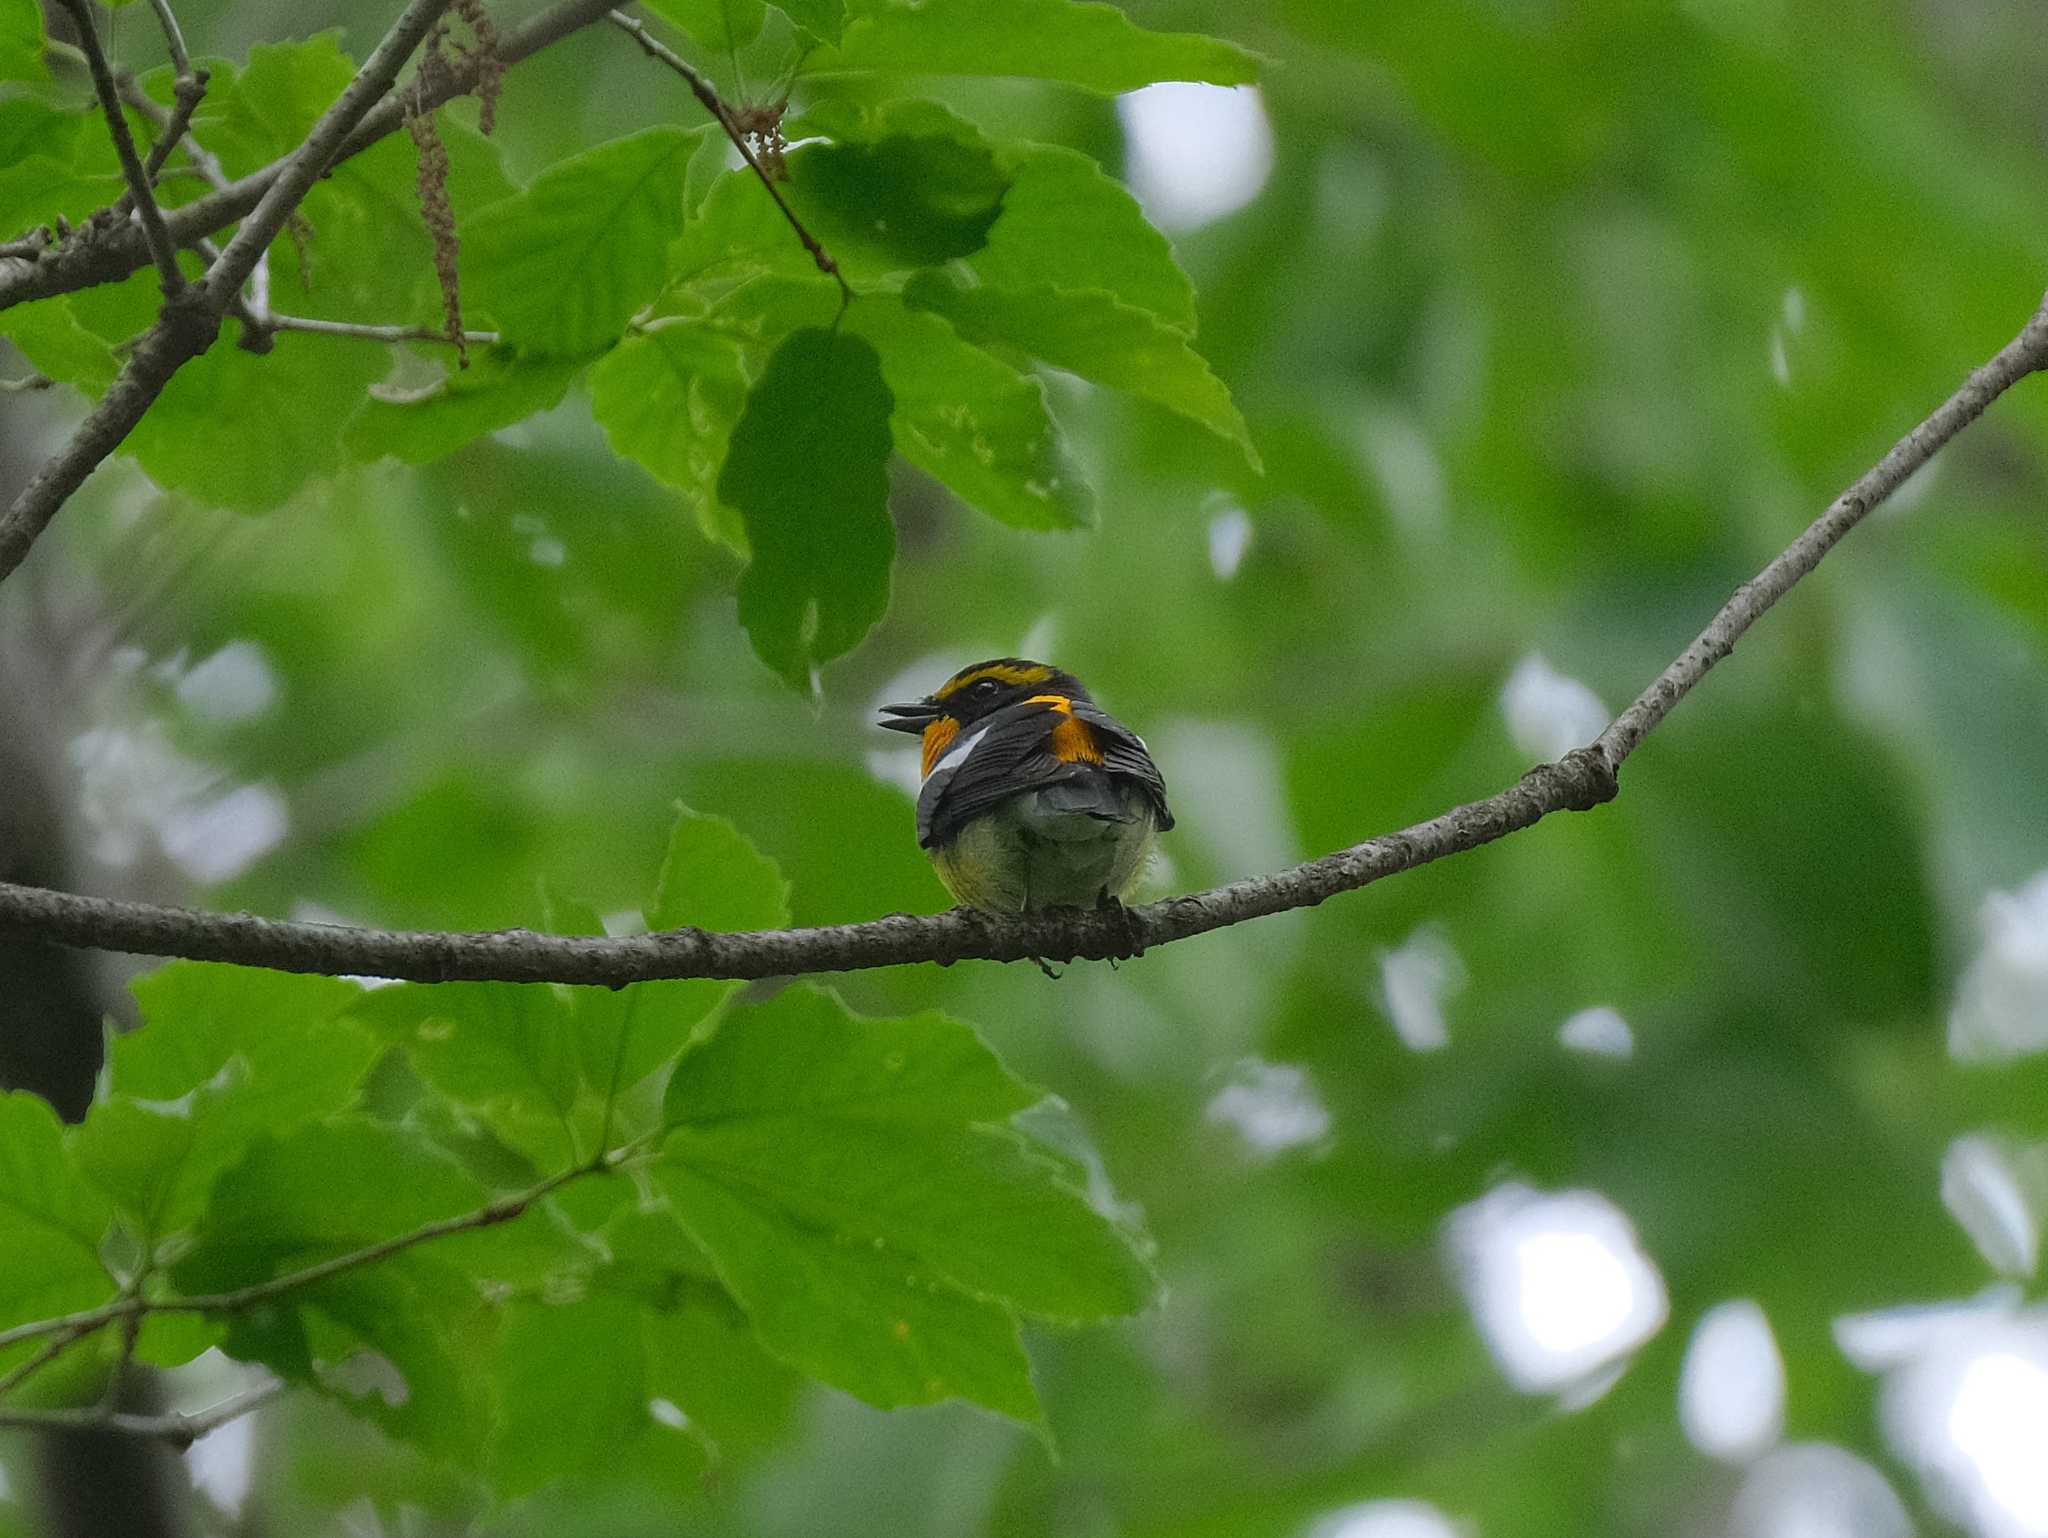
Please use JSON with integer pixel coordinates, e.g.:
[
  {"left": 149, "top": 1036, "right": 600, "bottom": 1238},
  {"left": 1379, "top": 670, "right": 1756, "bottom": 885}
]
[
  {"left": 0, "top": 374, "right": 55, "bottom": 392},
  {"left": 0, "top": 1321, "right": 111, "bottom": 1400},
  {"left": 266, "top": 313, "right": 499, "bottom": 346},
  {"left": 0, "top": 0, "right": 458, "bottom": 586},
  {"left": 132, "top": 72, "right": 212, "bottom": 192},
  {"left": 0, "top": 0, "right": 623, "bottom": 316},
  {"left": 144, "top": 0, "right": 192, "bottom": 77},
  {"left": 0, "top": 1380, "right": 284, "bottom": 1450},
  {"left": 0, "top": 1142, "right": 641, "bottom": 1356},
  {"left": 3, "top": 295, "right": 2044, "bottom": 980},
  {"left": 54, "top": 0, "right": 186, "bottom": 296},
  {"left": 610, "top": 9, "right": 852, "bottom": 304},
  {"left": 116, "top": 73, "right": 230, "bottom": 198}
]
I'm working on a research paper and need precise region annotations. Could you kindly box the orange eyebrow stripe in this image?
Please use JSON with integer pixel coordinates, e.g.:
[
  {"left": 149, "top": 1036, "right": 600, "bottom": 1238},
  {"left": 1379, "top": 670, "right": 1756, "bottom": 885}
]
[
  {"left": 920, "top": 717, "right": 960, "bottom": 777},
  {"left": 934, "top": 662, "right": 1054, "bottom": 700}
]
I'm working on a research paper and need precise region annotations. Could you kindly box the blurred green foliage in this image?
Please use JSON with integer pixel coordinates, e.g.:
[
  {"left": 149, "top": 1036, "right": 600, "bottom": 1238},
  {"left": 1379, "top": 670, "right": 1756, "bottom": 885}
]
[{"left": 5, "top": 0, "right": 2048, "bottom": 1533}]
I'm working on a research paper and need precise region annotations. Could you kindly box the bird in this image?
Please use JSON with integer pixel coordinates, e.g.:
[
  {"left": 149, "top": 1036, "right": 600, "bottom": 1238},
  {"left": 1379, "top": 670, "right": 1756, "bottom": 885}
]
[{"left": 877, "top": 658, "right": 1174, "bottom": 914}]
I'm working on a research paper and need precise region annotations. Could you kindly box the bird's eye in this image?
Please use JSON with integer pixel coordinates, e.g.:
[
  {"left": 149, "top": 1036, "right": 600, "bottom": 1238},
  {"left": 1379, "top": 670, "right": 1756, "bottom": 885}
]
[{"left": 972, "top": 679, "right": 1000, "bottom": 699}]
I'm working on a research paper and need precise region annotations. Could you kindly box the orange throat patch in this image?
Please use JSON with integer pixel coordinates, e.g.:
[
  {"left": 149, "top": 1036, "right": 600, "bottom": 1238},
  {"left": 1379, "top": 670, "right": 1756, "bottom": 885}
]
[{"left": 920, "top": 717, "right": 960, "bottom": 777}]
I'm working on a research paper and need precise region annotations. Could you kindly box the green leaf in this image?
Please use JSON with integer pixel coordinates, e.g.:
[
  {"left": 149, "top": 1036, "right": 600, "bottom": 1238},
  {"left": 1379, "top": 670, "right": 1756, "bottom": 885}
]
[
  {"left": 174, "top": 1119, "right": 581, "bottom": 1457},
  {"left": 810, "top": 0, "right": 1260, "bottom": 93},
  {"left": 588, "top": 325, "right": 750, "bottom": 551},
  {"left": 116, "top": 965, "right": 369, "bottom": 1101},
  {"left": 904, "top": 272, "right": 1257, "bottom": 467},
  {"left": 718, "top": 327, "right": 895, "bottom": 692},
  {"left": 349, "top": 984, "right": 582, "bottom": 1170},
  {"left": 970, "top": 142, "right": 1197, "bottom": 329},
  {"left": 649, "top": 801, "right": 793, "bottom": 936},
  {"left": 771, "top": 0, "right": 846, "bottom": 42},
  {"left": 0, "top": 103, "right": 97, "bottom": 235},
  {"left": 490, "top": 1296, "right": 649, "bottom": 1495},
  {"left": 0, "top": 1093, "right": 114, "bottom": 1336},
  {"left": 787, "top": 99, "right": 1198, "bottom": 326},
  {"left": 464, "top": 126, "right": 699, "bottom": 356},
  {"left": 846, "top": 295, "right": 1093, "bottom": 529},
  {"left": 655, "top": 1158, "right": 1041, "bottom": 1421},
  {"left": 571, "top": 805, "right": 792, "bottom": 1106},
  {"left": 124, "top": 332, "right": 386, "bottom": 512},
  {"left": 176, "top": 44, "right": 513, "bottom": 327},
  {"left": 0, "top": 299, "right": 119, "bottom": 394},
  {"left": 655, "top": 987, "right": 1157, "bottom": 1422},
  {"left": 343, "top": 349, "right": 589, "bottom": 466},
  {"left": 0, "top": 0, "right": 44, "bottom": 82},
  {"left": 73, "top": 965, "right": 378, "bottom": 1238},
  {"left": 700, "top": 278, "right": 1095, "bottom": 530},
  {"left": 596, "top": 1201, "right": 801, "bottom": 1455},
  {"left": 669, "top": 127, "right": 1008, "bottom": 284},
  {"left": 795, "top": 133, "right": 1008, "bottom": 268},
  {"left": 641, "top": 0, "right": 766, "bottom": 50}
]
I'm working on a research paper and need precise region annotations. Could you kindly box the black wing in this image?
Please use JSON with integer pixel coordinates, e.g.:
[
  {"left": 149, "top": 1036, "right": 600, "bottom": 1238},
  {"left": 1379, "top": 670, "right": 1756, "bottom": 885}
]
[
  {"left": 1071, "top": 700, "right": 1173, "bottom": 831},
  {"left": 917, "top": 697, "right": 1173, "bottom": 848},
  {"left": 916, "top": 699, "right": 1072, "bottom": 849}
]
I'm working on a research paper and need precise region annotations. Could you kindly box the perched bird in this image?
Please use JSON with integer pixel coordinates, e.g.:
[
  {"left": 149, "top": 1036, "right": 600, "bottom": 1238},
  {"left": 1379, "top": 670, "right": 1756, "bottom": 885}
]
[{"left": 878, "top": 659, "right": 1174, "bottom": 913}]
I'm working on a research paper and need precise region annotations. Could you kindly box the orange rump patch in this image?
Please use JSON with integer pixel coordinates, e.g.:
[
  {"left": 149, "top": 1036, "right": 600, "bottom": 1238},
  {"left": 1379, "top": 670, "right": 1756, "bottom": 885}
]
[{"left": 1050, "top": 715, "right": 1103, "bottom": 764}]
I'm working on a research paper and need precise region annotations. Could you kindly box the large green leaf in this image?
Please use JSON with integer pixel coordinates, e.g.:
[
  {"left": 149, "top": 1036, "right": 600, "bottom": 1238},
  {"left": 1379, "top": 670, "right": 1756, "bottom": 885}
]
[
  {"left": 848, "top": 295, "right": 1095, "bottom": 529},
  {"left": 0, "top": 1094, "right": 113, "bottom": 1338},
  {"left": 0, "top": 103, "right": 100, "bottom": 238},
  {"left": 464, "top": 126, "right": 699, "bottom": 356},
  {"left": 569, "top": 805, "right": 792, "bottom": 1109},
  {"left": 705, "top": 278, "right": 1094, "bottom": 530},
  {"left": 771, "top": 0, "right": 846, "bottom": 42},
  {"left": 969, "top": 141, "right": 1198, "bottom": 329},
  {"left": 656, "top": 987, "right": 1157, "bottom": 1423},
  {"left": 905, "top": 271, "right": 1257, "bottom": 467},
  {"left": 719, "top": 326, "right": 895, "bottom": 692},
  {"left": 71, "top": 965, "right": 376, "bottom": 1238},
  {"left": 344, "top": 350, "right": 589, "bottom": 467},
  {"left": 118, "top": 318, "right": 385, "bottom": 511},
  {"left": 174, "top": 1119, "right": 586, "bottom": 1457},
  {"left": 587, "top": 324, "right": 750, "bottom": 550},
  {"left": 669, "top": 127, "right": 1008, "bottom": 285},
  {"left": 809, "top": 0, "right": 1260, "bottom": 92},
  {"left": 641, "top": 0, "right": 766, "bottom": 50},
  {"left": 0, "top": 298, "right": 120, "bottom": 394},
  {"left": 0, "top": 0, "right": 44, "bottom": 83},
  {"left": 349, "top": 983, "right": 583, "bottom": 1170},
  {"left": 489, "top": 1296, "right": 650, "bottom": 1495}
]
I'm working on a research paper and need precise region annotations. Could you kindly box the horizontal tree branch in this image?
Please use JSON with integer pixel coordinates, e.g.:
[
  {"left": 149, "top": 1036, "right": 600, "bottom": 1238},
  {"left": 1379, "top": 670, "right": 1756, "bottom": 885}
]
[
  {"left": 0, "top": 1381, "right": 283, "bottom": 1450},
  {"left": 0, "top": 295, "right": 2039, "bottom": 981},
  {"left": 0, "top": 0, "right": 622, "bottom": 316},
  {"left": 0, "top": 0, "right": 458, "bottom": 587}
]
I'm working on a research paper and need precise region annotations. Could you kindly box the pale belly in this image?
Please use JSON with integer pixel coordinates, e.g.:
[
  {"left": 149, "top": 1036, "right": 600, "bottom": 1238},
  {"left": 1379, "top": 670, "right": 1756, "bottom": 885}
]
[{"left": 931, "top": 784, "right": 1158, "bottom": 912}]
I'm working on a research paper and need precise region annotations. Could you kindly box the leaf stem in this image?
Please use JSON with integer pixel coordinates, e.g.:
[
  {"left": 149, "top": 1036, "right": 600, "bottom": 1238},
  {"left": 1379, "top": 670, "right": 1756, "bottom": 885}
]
[{"left": 606, "top": 7, "right": 853, "bottom": 306}]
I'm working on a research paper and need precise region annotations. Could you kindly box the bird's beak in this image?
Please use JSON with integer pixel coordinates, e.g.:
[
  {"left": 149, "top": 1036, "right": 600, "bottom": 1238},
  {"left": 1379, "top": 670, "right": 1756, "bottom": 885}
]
[{"left": 877, "top": 700, "right": 936, "bottom": 735}]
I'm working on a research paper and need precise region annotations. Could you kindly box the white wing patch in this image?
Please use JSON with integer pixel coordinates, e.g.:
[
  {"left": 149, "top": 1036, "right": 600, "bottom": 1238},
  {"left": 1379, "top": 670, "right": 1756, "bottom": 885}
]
[
  {"left": 930, "top": 724, "right": 991, "bottom": 780},
  {"left": 916, "top": 723, "right": 993, "bottom": 848}
]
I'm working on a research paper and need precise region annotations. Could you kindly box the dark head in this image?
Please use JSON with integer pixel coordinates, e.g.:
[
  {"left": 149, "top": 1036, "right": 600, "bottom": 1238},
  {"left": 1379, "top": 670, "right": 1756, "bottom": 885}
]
[{"left": 877, "top": 659, "right": 1091, "bottom": 755}]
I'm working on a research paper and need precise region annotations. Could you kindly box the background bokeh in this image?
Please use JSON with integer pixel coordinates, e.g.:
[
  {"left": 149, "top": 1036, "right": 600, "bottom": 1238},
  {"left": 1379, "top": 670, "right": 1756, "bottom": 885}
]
[{"left": 6, "top": 1, "right": 2048, "bottom": 1534}]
